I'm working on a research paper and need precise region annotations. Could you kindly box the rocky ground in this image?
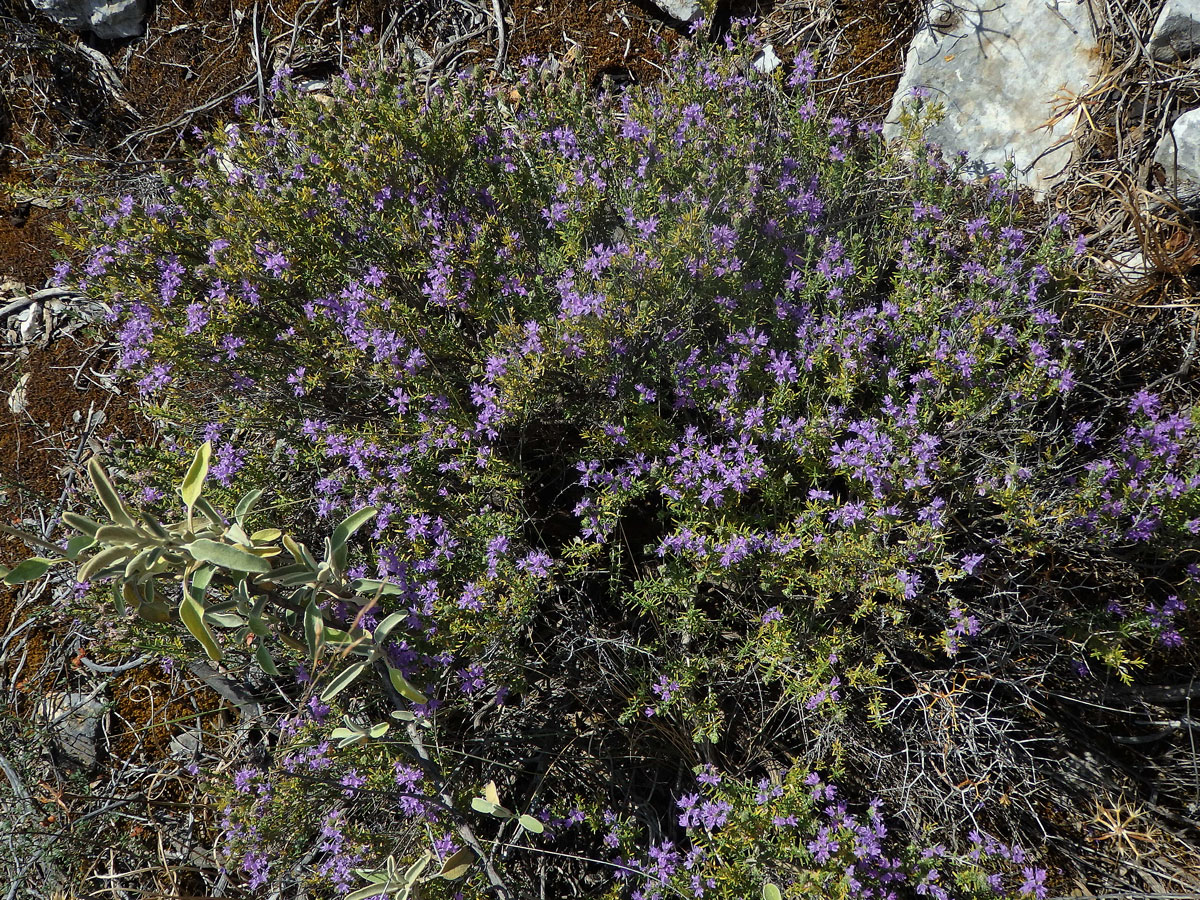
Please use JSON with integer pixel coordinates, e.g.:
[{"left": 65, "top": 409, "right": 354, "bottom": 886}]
[{"left": 4, "top": 0, "right": 1200, "bottom": 897}]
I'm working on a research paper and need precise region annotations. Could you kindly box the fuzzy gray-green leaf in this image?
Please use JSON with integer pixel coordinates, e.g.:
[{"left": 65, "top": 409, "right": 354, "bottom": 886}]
[
  {"left": 321, "top": 661, "right": 368, "bottom": 701},
  {"left": 186, "top": 539, "right": 271, "bottom": 574},
  {"left": 386, "top": 664, "right": 428, "bottom": 704},
  {"left": 65, "top": 534, "right": 96, "bottom": 561},
  {"left": 87, "top": 457, "right": 134, "bottom": 527},
  {"left": 180, "top": 441, "right": 211, "bottom": 510},
  {"left": 233, "top": 488, "right": 264, "bottom": 524},
  {"left": 62, "top": 512, "right": 102, "bottom": 537},
  {"left": 78, "top": 545, "right": 131, "bottom": 583},
  {"left": 3, "top": 557, "right": 57, "bottom": 585},
  {"left": 180, "top": 582, "right": 222, "bottom": 661},
  {"left": 517, "top": 814, "right": 545, "bottom": 834}
]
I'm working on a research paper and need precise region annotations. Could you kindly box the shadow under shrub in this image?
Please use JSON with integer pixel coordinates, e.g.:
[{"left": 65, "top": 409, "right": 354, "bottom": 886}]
[{"left": 53, "top": 27, "right": 1200, "bottom": 900}]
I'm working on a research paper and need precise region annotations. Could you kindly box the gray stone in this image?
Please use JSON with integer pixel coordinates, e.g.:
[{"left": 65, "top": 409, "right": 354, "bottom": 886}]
[
  {"left": 648, "top": 0, "right": 701, "bottom": 23},
  {"left": 30, "top": 0, "right": 148, "bottom": 40},
  {"left": 37, "top": 692, "right": 107, "bottom": 770},
  {"left": 1154, "top": 107, "right": 1200, "bottom": 196},
  {"left": 1148, "top": 0, "right": 1200, "bottom": 62},
  {"left": 885, "top": 0, "right": 1100, "bottom": 193}
]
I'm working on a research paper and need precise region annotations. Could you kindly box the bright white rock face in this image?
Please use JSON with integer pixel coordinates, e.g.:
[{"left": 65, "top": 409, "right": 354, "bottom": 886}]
[{"left": 884, "top": 0, "right": 1100, "bottom": 193}]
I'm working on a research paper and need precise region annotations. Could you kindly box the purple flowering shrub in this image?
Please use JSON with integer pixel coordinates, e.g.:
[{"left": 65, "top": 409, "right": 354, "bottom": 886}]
[{"left": 50, "top": 23, "right": 1200, "bottom": 900}]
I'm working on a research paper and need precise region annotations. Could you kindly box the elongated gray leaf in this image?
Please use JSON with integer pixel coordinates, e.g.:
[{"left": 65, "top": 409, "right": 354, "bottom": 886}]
[
  {"left": 255, "top": 642, "right": 280, "bottom": 675},
  {"left": 345, "top": 881, "right": 396, "bottom": 900},
  {"left": 331, "top": 506, "right": 378, "bottom": 552},
  {"left": 517, "top": 814, "right": 545, "bottom": 834},
  {"left": 205, "top": 610, "right": 246, "bottom": 628},
  {"left": 96, "top": 524, "right": 146, "bottom": 546},
  {"left": 65, "top": 534, "right": 95, "bottom": 561},
  {"left": 139, "top": 510, "right": 171, "bottom": 540},
  {"left": 321, "top": 661, "right": 367, "bottom": 701},
  {"left": 282, "top": 534, "right": 317, "bottom": 570},
  {"left": 87, "top": 458, "right": 133, "bottom": 527},
  {"left": 304, "top": 597, "right": 325, "bottom": 663},
  {"left": 386, "top": 664, "right": 428, "bottom": 704},
  {"left": 180, "top": 441, "right": 211, "bottom": 510},
  {"left": 194, "top": 496, "right": 226, "bottom": 527},
  {"left": 372, "top": 610, "right": 407, "bottom": 645},
  {"left": 124, "top": 547, "right": 162, "bottom": 580},
  {"left": 233, "top": 488, "right": 264, "bottom": 524},
  {"left": 78, "top": 545, "right": 131, "bottom": 583},
  {"left": 180, "top": 581, "right": 222, "bottom": 661},
  {"left": 62, "top": 512, "right": 102, "bottom": 537},
  {"left": 437, "top": 846, "right": 476, "bottom": 881},
  {"left": 186, "top": 539, "right": 271, "bottom": 574},
  {"left": 351, "top": 578, "right": 407, "bottom": 598},
  {"left": 3, "top": 557, "right": 57, "bottom": 585}
]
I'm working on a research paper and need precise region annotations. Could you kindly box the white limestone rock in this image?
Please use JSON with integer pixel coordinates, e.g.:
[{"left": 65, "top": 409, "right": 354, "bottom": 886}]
[
  {"left": 30, "top": 0, "right": 148, "bottom": 40},
  {"left": 648, "top": 0, "right": 702, "bottom": 24},
  {"left": 1154, "top": 107, "right": 1200, "bottom": 196},
  {"left": 1148, "top": 0, "right": 1200, "bottom": 62},
  {"left": 884, "top": 0, "right": 1100, "bottom": 193}
]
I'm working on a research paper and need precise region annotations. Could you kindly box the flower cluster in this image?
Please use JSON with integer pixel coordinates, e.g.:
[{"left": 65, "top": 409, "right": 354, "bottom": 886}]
[{"left": 58, "top": 21, "right": 1200, "bottom": 900}]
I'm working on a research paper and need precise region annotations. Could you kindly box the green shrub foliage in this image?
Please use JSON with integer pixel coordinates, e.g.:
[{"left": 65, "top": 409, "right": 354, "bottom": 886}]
[{"left": 37, "top": 26, "right": 1200, "bottom": 900}]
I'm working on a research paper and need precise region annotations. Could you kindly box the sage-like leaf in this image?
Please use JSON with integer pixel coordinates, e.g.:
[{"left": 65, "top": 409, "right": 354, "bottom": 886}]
[
  {"left": 95, "top": 524, "right": 146, "bottom": 546},
  {"left": 282, "top": 534, "right": 317, "bottom": 570},
  {"left": 122, "top": 581, "right": 143, "bottom": 611},
  {"left": 763, "top": 884, "right": 783, "bottom": 900},
  {"left": 372, "top": 610, "right": 407, "bottom": 644},
  {"left": 250, "top": 527, "right": 282, "bottom": 543},
  {"left": 180, "top": 441, "right": 211, "bottom": 510},
  {"left": 331, "top": 506, "right": 377, "bottom": 554},
  {"left": 140, "top": 510, "right": 171, "bottom": 540},
  {"left": 470, "top": 797, "right": 504, "bottom": 816},
  {"left": 321, "top": 660, "right": 367, "bottom": 701},
  {"left": 437, "top": 846, "right": 476, "bottom": 881},
  {"left": 255, "top": 642, "right": 280, "bottom": 675},
  {"left": 186, "top": 538, "right": 271, "bottom": 574},
  {"left": 124, "top": 547, "right": 163, "bottom": 581},
  {"left": 517, "top": 814, "right": 545, "bottom": 834},
  {"left": 4, "top": 557, "right": 57, "bottom": 585},
  {"left": 62, "top": 512, "right": 102, "bottom": 537},
  {"left": 367, "top": 722, "right": 389, "bottom": 739},
  {"left": 194, "top": 496, "right": 225, "bottom": 527},
  {"left": 233, "top": 488, "right": 264, "bottom": 524},
  {"left": 387, "top": 664, "right": 428, "bottom": 704},
  {"left": 346, "top": 880, "right": 396, "bottom": 900},
  {"left": 140, "top": 601, "right": 173, "bottom": 623},
  {"left": 205, "top": 610, "right": 246, "bottom": 628},
  {"left": 402, "top": 852, "right": 432, "bottom": 885},
  {"left": 224, "top": 521, "right": 251, "bottom": 547},
  {"left": 65, "top": 534, "right": 96, "bottom": 561},
  {"left": 180, "top": 579, "right": 222, "bottom": 661},
  {"left": 78, "top": 545, "right": 131, "bottom": 583},
  {"left": 189, "top": 564, "right": 215, "bottom": 599},
  {"left": 304, "top": 597, "right": 325, "bottom": 663},
  {"left": 352, "top": 578, "right": 406, "bottom": 598},
  {"left": 87, "top": 457, "right": 134, "bottom": 527}
]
